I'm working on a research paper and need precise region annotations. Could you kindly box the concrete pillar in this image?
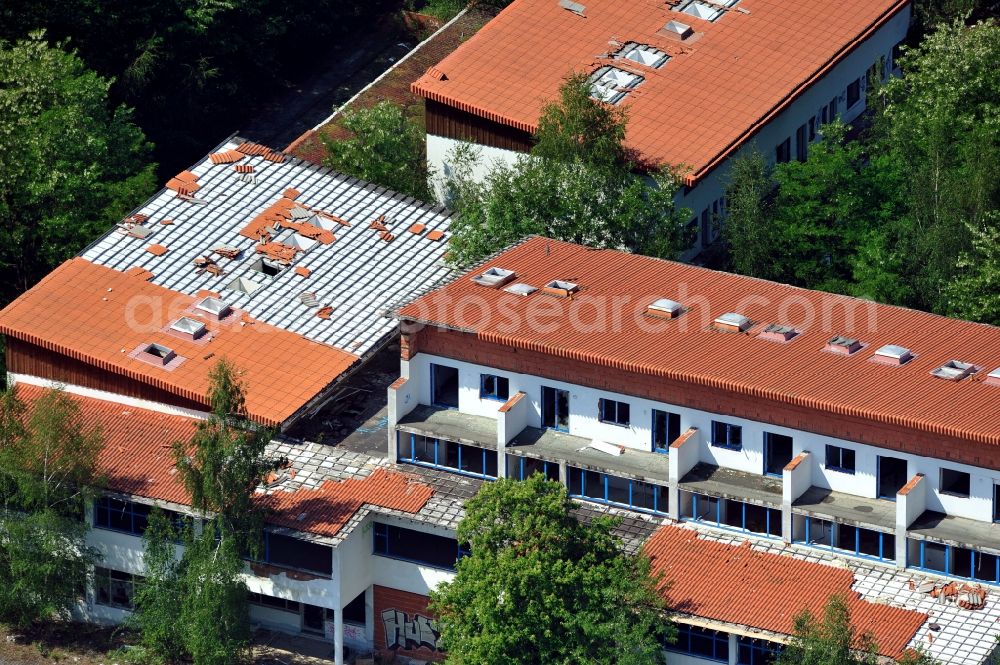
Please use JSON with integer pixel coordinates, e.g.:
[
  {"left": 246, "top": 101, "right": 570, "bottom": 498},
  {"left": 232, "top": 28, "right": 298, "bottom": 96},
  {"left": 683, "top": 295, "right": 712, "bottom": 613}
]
[
  {"left": 496, "top": 392, "right": 528, "bottom": 480},
  {"left": 668, "top": 428, "right": 700, "bottom": 521},
  {"left": 558, "top": 460, "right": 568, "bottom": 486},
  {"left": 896, "top": 473, "right": 926, "bottom": 569},
  {"left": 387, "top": 377, "right": 417, "bottom": 461},
  {"left": 782, "top": 452, "right": 811, "bottom": 543},
  {"left": 332, "top": 548, "right": 344, "bottom": 665},
  {"left": 364, "top": 585, "right": 375, "bottom": 646}
]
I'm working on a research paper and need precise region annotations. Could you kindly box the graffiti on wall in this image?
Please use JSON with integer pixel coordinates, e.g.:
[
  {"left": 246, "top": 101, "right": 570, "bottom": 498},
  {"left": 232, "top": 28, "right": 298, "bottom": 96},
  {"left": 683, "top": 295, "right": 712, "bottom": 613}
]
[{"left": 381, "top": 608, "right": 441, "bottom": 652}]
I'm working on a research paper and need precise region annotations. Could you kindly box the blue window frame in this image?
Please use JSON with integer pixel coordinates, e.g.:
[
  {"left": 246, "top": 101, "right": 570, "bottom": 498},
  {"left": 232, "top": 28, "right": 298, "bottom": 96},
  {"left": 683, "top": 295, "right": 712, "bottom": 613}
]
[
  {"left": 479, "top": 374, "right": 510, "bottom": 401},
  {"left": 666, "top": 624, "right": 729, "bottom": 662},
  {"left": 652, "top": 409, "right": 680, "bottom": 454},
  {"left": 507, "top": 455, "right": 559, "bottom": 482},
  {"left": 908, "top": 538, "right": 1000, "bottom": 584},
  {"left": 93, "top": 496, "right": 151, "bottom": 535},
  {"left": 598, "top": 398, "right": 630, "bottom": 427},
  {"left": 373, "top": 522, "right": 463, "bottom": 571},
  {"left": 398, "top": 433, "right": 497, "bottom": 479},
  {"left": 994, "top": 485, "right": 1000, "bottom": 523},
  {"left": 793, "top": 517, "right": 895, "bottom": 563},
  {"left": 567, "top": 466, "right": 668, "bottom": 515},
  {"left": 711, "top": 421, "right": 742, "bottom": 450},
  {"left": 825, "top": 445, "right": 856, "bottom": 474},
  {"left": 737, "top": 636, "right": 782, "bottom": 664},
  {"left": 682, "top": 492, "right": 781, "bottom": 538}
]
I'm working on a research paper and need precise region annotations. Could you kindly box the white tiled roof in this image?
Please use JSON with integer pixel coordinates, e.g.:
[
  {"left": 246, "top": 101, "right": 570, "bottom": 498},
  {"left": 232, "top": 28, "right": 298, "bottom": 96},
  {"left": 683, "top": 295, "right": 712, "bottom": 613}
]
[{"left": 82, "top": 136, "right": 455, "bottom": 357}]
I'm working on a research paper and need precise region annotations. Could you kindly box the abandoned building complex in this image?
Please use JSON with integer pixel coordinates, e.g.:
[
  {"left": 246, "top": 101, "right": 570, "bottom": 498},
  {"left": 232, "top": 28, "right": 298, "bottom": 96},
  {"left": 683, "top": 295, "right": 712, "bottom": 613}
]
[
  {"left": 412, "top": 0, "right": 911, "bottom": 252},
  {"left": 0, "top": 2, "right": 998, "bottom": 656}
]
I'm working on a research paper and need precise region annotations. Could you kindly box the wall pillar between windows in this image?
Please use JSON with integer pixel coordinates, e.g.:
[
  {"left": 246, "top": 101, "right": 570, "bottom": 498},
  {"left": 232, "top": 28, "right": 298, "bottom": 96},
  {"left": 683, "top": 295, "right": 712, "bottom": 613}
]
[
  {"left": 896, "top": 474, "right": 926, "bottom": 569},
  {"left": 558, "top": 460, "right": 567, "bottom": 485},
  {"left": 497, "top": 392, "right": 529, "bottom": 479},
  {"left": 728, "top": 633, "right": 738, "bottom": 665},
  {"left": 365, "top": 585, "right": 375, "bottom": 644},
  {"left": 668, "top": 428, "right": 700, "bottom": 521},
  {"left": 782, "top": 452, "right": 811, "bottom": 543}
]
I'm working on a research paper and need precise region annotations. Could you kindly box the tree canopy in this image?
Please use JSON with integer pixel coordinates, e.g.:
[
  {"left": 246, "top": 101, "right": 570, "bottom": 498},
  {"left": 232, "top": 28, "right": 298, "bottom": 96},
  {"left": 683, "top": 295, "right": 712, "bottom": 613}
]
[
  {"left": 429, "top": 474, "right": 671, "bottom": 665},
  {"left": 323, "top": 101, "right": 432, "bottom": 200},
  {"left": 0, "top": 32, "right": 155, "bottom": 303},
  {"left": 445, "top": 74, "right": 691, "bottom": 267},
  {"left": 0, "top": 387, "right": 103, "bottom": 627}
]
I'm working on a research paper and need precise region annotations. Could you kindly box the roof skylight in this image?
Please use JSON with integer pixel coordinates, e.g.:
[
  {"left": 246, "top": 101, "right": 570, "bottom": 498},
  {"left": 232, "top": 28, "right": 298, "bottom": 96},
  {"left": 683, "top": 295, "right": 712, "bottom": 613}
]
[
  {"left": 758, "top": 323, "right": 799, "bottom": 342},
  {"left": 544, "top": 279, "right": 579, "bottom": 295},
  {"left": 676, "top": 0, "right": 738, "bottom": 22},
  {"left": 617, "top": 42, "right": 669, "bottom": 69},
  {"left": 646, "top": 298, "right": 684, "bottom": 319},
  {"left": 872, "top": 344, "right": 914, "bottom": 366},
  {"left": 226, "top": 276, "right": 263, "bottom": 296},
  {"left": 661, "top": 20, "right": 694, "bottom": 39},
  {"left": 930, "top": 360, "right": 978, "bottom": 381},
  {"left": 714, "top": 312, "right": 752, "bottom": 332},
  {"left": 505, "top": 283, "right": 537, "bottom": 296},
  {"left": 825, "top": 335, "right": 863, "bottom": 355},
  {"left": 473, "top": 267, "right": 517, "bottom": 288},
  {"left": 589, "top": 66, "right": 644, "bottom": 104},
  {"left": 169, "top": 316, "right": 207, "bottom": 340},
  {"left": 140, "top": 343, "right": 176, "bottom": 366},
  {"left": 196, "top": 296, "right": 231, "bottom": 319}
]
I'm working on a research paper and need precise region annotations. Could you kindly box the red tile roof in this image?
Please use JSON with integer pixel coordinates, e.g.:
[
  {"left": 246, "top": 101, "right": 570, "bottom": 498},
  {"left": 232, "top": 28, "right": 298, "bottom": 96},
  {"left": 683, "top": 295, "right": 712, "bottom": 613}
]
[
  {"left": 398, "top": 238, "right": 1000, "bottom": 447},
  {"left": 0, "top": 259, "right": 359, "bottom": 426},
  {"left": 413, "top": 0, "right": 909, "bottom": 184},
  {"left": 14, "top": 383, "right": 199, "bottom": 504},
  {"left": 645, "top": 526, "right": 926, "bottom": 659},
  {"left": 261, "top": 469, "right": 435, "bottom": 539},
  {"left": 13, "top": 384, "right": 435, "bottom": 537}
]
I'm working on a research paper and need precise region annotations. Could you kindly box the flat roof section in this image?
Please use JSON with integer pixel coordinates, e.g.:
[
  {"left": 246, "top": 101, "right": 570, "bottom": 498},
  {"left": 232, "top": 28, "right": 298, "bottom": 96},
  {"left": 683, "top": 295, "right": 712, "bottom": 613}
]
[
  {"left": 508, "top": 426, "right": 671, "bottom": 484},
  {"left": 793, "top": 486, "right": 897, "bottom": 532},
  {"left": 397, "top": 404, "right": 499, "bottom": 449},
  {"left": 679, "top": 463, "right": 782, "bottom": 508},
  {"left": 908, "top": 511, "right": 1000, "bottom": 554},
  {"left": 413, "top": 0, "right": 910, "bottom": 182}
]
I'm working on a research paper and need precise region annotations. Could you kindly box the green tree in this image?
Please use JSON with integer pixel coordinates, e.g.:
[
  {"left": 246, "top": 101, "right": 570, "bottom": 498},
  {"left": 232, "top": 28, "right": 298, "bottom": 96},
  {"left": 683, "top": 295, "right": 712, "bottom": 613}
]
[
  {"left": 430, "top": 474, "right": 671, "bottom": 665},
  {"left": 871, "top": 19, "right": 1000, "bottom": 314},
  {"left": 944, "top": 214, "right": 1000, "bottom": 325},
  {"left": 777, "top": 594, "right": 878, "bottom": 665},
  {"left": 722, "top": 146, "right": 777, "bottom": 279},
  {"left": 132, "top": 359, "right": 282, "bottom": 665},
  {"left": 323, "top": 101, "right": 432, "bottom": 201},
  {"left": 0, "top": 387, "right": 103, "bottom": 627},
  {"left": 0, "top": 32, "right": 155, "bottom": 302},
  {"left": 533, "top": 73, "right": 629, "bottom": 168}
]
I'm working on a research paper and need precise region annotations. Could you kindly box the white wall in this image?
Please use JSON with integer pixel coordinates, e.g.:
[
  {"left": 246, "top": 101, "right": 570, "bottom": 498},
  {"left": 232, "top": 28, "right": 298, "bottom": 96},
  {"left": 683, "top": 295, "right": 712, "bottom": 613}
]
[{"left": 409, "top": 351, "right": 999, "bottom": 524}]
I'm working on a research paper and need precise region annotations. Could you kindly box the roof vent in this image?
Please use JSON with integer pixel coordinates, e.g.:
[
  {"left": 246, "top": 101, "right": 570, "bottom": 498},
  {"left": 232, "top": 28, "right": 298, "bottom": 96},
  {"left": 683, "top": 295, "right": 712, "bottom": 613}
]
[
  {"left": 660, "top": 20, "right": 694, "bottom": 39},
  {"left": 140, "top": 343, "right": 176, "bottom": 366},
  {"left": 714, "top": 312, "right": 751, "bottom": 333},
  {"left": 559, "top": 0, "right": 585, "bottom": 15},
  {"left": 505, "top": 283, "right": 537, "bottom": 296},
  {"left": 472, "top": 267, "right": 517, "bottom": 288},
  {"left": 196, "top": 296, "right": 232, "bottom": 320},
  {"left": 986, "top": 367, "right": 1000, "bottom": 386},
  {"left": 825, "top": 335, "right": 862, "bottom": 355},
  {"left": 542, "top": 280, "right": 579, "bottom": 297},
  {"left": 872, "top": 344, "right": 914, "bottom": 366},
  {"left": 646, "top": 298, "right": 683, "bottom": 319},
  {"left": 169, "top": 316, "right": 207, "bottom": 341},
  {"left": 931, "top": 360, "right": 978, "bottom": 381},
  {"left": 758, "top": 323, "right": 799, "bottom": 342}
]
